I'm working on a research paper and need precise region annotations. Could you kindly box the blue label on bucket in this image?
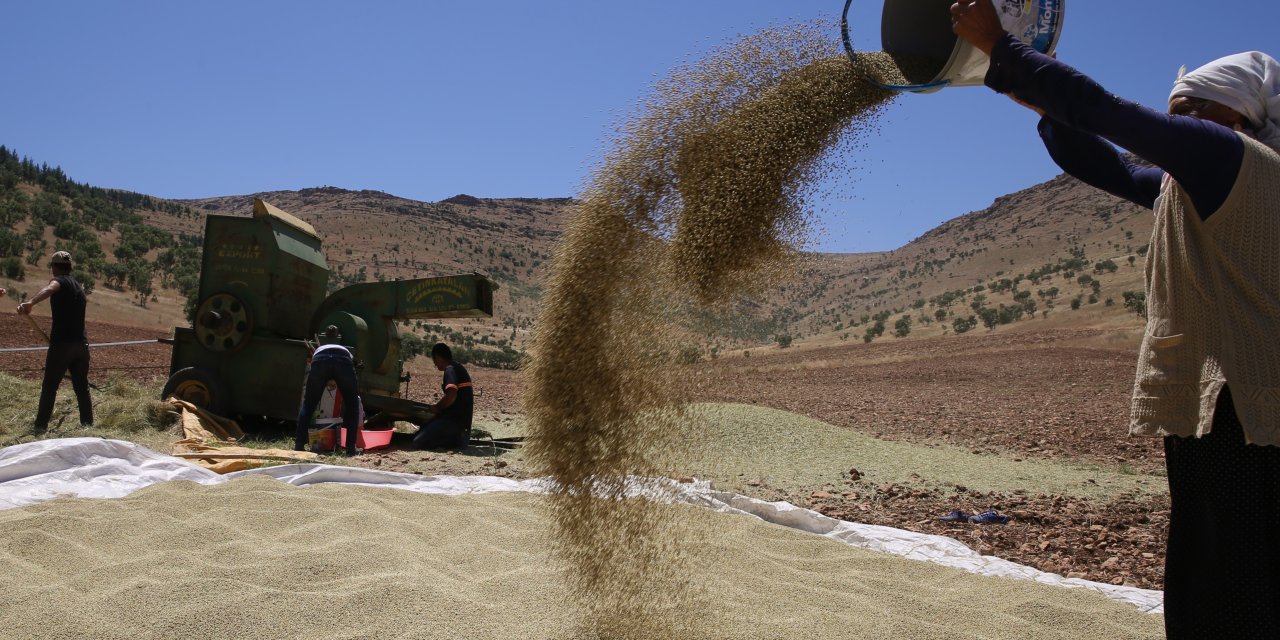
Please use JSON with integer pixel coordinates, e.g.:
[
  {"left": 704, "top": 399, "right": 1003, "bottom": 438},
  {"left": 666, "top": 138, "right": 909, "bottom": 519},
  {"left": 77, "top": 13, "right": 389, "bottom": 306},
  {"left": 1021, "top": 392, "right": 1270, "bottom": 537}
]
[{"left": 999, "top": 0, "right": 1063, "bottom": 54}]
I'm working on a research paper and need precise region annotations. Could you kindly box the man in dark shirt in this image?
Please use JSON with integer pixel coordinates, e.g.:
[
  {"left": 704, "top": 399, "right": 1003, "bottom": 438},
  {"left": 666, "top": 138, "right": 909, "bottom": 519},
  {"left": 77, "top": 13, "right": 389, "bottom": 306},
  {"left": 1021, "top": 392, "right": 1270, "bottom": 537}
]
[
  {"left": 16, "top": 251, "right": 92, "bottom": 433},
  {"left": 411, "top": 342, "right": 473, "bottom": 450}
]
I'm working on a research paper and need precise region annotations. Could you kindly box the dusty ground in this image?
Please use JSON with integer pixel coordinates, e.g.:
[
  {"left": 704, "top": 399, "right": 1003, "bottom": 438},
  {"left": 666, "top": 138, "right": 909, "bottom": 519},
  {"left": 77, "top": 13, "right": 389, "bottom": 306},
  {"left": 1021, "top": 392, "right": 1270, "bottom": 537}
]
[
  {"left": 0, "top": 313, "right": 1169, "bottom": 590},
  {"left": 0, "top": 312, "right": 171, "bottom": 384},
  {"left": 681, "top": 328, "right": 1169, "bottom": 590},
  {"left": 692, "top": 327, "right": 1160, "bottom": 473}
]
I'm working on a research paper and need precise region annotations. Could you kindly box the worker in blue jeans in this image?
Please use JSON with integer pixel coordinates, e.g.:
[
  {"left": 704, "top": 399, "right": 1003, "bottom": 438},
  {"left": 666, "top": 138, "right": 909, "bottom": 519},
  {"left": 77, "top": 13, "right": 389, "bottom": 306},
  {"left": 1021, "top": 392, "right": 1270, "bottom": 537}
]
[{"left": 295, "top": 326, "right": 361, "bottom": 455}]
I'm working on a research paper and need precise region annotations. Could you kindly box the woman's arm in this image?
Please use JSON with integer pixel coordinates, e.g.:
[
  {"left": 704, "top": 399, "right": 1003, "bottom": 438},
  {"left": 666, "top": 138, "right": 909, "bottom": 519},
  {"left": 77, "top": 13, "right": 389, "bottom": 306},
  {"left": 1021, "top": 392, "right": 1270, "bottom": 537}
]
[
  {"left": 952, "top": 1, "right": 1242, "bottom": 218},
  {"left": 986, "top": 35, "right": 1241, "bottom": 218},
  {"left": 1038, "top": 118, "right": 1163, "bottom": 209}
]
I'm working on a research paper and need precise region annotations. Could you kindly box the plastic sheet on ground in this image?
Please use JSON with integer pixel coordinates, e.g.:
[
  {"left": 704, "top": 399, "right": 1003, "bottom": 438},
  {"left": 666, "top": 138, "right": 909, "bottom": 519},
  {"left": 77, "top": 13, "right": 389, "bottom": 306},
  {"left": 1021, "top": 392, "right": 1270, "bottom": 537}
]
[{"left": 0, "top": 438, "right": 1163, "bottom": 614}]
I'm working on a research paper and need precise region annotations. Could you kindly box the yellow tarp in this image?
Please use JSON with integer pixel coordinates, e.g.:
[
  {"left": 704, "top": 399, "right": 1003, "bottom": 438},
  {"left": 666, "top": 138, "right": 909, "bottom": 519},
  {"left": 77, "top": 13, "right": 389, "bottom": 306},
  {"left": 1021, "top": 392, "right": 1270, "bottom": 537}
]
[
  {"left": 167, "top": 399, "right": 317, "bottom": 473},
  {"left": 167, "top": 398, "right": 246, "bottom": 441}
]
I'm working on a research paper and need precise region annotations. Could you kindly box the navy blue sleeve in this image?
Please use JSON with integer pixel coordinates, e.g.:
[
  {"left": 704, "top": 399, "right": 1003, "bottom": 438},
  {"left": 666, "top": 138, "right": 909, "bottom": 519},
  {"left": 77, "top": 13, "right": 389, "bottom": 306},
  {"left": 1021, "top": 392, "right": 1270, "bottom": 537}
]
[
  {"left": 986, "top": 34, "right": 1243, "bottom": 218},
  {"left": 1037, "top": 118, "right": 1163, "bottom": 209}
]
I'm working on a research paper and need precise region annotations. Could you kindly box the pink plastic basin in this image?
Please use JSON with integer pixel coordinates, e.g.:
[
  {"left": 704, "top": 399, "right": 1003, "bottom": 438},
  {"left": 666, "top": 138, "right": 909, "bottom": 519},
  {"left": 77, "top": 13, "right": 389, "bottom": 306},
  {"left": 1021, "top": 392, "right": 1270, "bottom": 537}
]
[{"left": 340, "top": 428, "right": 394, "bottom": 451}]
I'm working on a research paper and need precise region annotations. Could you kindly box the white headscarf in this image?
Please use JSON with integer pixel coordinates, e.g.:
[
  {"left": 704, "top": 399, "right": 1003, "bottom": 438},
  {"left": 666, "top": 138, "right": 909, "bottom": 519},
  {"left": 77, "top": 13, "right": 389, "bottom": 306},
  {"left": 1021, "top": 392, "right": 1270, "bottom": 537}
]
[{"left": 1170, "top": 51, "right": 1280, "bottom": 152}]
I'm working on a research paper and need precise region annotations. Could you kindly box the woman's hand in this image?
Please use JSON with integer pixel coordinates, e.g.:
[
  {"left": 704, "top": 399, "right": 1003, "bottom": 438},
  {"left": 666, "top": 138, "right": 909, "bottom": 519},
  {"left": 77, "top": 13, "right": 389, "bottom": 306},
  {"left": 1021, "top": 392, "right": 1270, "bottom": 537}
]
[{"left": 951, "top": 0, "right": 1006, "bottom": 56}]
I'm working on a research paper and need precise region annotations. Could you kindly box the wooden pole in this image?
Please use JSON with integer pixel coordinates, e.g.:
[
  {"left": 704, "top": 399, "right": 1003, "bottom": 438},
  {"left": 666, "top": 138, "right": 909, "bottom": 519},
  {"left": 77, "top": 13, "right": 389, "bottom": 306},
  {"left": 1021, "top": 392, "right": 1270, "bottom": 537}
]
[
  {"left": 171, "top": 452, "right": 316, "bottom": 462},
  {"left": 24, "top": 313, "right": 49, "bottom": 344}
]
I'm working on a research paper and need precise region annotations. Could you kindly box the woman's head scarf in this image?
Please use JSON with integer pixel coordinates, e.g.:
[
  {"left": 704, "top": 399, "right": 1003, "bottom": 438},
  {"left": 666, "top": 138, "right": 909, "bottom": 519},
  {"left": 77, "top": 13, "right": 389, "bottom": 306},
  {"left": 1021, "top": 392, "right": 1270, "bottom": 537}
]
[{"left": 1170, "top": 51, "right": 1280, "bottom": 152}]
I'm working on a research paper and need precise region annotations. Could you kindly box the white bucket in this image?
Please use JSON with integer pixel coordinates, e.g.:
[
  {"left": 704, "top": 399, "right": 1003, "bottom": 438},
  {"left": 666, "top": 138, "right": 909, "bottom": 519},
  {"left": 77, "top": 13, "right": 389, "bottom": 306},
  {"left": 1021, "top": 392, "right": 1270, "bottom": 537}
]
[{"left": 842, "top": 0, "right": 1065, "bottom": 93}]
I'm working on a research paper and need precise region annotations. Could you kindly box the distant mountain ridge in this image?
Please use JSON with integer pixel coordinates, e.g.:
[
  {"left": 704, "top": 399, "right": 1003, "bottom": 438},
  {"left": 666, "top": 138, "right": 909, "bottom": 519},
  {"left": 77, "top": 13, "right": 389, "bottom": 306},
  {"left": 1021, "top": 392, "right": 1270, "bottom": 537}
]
[{"left": 1, "top": 144, "right": 1153, "bottom": 358}]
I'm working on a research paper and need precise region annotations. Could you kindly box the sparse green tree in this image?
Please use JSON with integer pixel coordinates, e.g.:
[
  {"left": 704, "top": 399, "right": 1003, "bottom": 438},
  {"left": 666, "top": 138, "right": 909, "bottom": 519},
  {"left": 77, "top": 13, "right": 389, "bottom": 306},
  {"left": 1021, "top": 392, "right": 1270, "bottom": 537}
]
[
  {"left": 1123, "top": 290, "right": 1147, "bottom": 318},
  {"left": 893, "top": 315, "right": 912, "bottom": 338},
  {"left": 978, "top": 307, "right": 1000, "bottom": 330},
  {"left": 1, "top": 256, "right": 24, "bottom": 280}
]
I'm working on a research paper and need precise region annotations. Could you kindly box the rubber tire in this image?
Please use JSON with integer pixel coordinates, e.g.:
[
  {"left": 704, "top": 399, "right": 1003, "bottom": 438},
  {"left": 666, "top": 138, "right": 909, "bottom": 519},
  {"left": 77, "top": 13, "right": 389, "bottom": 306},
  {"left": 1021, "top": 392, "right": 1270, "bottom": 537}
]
[{"left": 162, "top": 367, "right": 230, "bottom": 417}]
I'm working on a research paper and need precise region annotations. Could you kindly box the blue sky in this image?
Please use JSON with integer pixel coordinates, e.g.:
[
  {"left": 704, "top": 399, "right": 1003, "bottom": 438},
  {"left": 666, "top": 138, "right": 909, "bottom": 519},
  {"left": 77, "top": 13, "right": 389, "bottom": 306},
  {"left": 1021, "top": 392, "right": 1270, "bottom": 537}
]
[{"left": 4, "top": 1, "right": 1279, "bottom": 252}]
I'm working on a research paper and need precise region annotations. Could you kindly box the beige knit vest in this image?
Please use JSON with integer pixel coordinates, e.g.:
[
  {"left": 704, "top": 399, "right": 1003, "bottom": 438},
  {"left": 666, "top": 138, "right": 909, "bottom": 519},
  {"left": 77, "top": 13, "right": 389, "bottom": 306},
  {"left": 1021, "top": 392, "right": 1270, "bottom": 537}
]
[{"left": 1130, "top": 135, "right": 1280, "bottom": 445}]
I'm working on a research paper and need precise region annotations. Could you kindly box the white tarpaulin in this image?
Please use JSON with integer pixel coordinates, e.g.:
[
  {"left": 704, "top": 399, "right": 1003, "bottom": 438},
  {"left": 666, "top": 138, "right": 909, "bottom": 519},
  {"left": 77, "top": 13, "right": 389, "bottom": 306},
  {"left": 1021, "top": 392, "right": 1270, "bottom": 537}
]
[{"left": 0, "top": 438, "right": 1163, "bottom": 613}]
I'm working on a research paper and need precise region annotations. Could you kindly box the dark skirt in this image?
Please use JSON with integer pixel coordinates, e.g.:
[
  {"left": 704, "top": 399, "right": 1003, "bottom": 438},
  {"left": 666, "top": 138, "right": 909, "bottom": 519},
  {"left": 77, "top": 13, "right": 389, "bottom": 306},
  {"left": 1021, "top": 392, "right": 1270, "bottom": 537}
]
[{"left": 1163, "top": 386, "right": 1280, "bottom": 639}]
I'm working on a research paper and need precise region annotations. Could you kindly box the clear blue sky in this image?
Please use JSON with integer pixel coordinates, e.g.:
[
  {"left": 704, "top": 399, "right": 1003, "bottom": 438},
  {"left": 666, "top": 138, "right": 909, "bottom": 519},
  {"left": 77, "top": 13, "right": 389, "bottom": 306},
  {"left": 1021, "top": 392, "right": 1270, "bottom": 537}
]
[{"left": 4, "top": 1, "right": 1278, "bottom": 252}]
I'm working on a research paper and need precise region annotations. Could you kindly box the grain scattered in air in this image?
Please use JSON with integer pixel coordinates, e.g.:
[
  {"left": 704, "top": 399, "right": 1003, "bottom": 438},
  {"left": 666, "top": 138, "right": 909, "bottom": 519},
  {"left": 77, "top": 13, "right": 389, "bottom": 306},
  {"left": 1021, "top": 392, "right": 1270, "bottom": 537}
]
[
  {"left": 524, "top": 20, "right": 899, "bottom": 636},
  {"left": 855, "top": 50, "right": 948, "bottom": 86}
]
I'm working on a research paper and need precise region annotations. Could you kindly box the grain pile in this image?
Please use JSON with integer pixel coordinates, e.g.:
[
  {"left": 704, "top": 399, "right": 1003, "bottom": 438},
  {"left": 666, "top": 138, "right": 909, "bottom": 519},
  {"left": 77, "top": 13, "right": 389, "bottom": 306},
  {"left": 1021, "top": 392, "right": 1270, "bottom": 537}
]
[
  {"left": 524, "top": 20, "right": 900, "bottom": 637},
  {"left": 0, "top": 477, "right": 1164, "bottom": 639}
]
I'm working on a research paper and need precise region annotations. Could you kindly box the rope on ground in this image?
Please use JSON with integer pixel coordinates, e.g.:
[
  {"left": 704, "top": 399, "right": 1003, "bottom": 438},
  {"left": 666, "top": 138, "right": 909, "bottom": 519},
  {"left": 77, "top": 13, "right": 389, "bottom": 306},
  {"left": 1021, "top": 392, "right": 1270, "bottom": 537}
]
[
  {"left": 0, "top": 339, "right": 163, "bottom": 353},
  {"left": 1, "top": 366, "right": 169, "bottom": 373}
]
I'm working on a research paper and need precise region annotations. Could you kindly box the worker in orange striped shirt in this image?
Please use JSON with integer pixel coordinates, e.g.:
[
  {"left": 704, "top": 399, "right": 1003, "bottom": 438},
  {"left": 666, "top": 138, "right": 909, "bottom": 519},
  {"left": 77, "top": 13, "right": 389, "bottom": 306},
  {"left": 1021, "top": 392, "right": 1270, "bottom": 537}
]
[{"left": 411, "top": 342, "right": 474, "bottom": 450}]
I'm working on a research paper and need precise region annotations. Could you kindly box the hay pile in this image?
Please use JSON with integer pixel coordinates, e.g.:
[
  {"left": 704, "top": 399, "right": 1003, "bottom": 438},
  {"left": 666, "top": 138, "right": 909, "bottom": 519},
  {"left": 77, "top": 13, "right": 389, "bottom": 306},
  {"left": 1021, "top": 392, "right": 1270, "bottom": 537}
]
[
  {"left": 0, "top": 372, "right": 175, "bottom": 449},
  {"left": 523, "top": 20, "right": 901, "bottom": 636},
  {"left": 0, "top": 477, "right": 1163, "bottom": 639}
]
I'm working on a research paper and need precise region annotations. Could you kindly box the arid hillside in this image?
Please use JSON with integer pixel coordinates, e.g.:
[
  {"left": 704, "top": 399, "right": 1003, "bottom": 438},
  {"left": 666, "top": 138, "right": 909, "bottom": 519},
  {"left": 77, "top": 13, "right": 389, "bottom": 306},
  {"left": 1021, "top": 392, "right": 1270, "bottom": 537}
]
[
  {"left": 178, "top": 189, "right": 572, "bottom": 356},
  {"left": 1, "top": 143, "right": 1155, "bottom": 357},
  {"left": 758, "top": 172, "right": 1151, "bottom": 349},
  {"left": 173, "top": 170, "right": 1153, "bottom": 353}
]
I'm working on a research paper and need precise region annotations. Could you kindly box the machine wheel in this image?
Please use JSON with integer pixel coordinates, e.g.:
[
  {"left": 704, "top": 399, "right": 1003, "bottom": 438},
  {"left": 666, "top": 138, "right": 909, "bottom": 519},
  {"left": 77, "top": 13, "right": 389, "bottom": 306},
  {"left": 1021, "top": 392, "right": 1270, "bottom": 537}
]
[
  {"left": 162, "top": 367, "right": 230, "bottom": 416},
  {"left": 193, "top": 293, "right": 253, "bottom": 352}
]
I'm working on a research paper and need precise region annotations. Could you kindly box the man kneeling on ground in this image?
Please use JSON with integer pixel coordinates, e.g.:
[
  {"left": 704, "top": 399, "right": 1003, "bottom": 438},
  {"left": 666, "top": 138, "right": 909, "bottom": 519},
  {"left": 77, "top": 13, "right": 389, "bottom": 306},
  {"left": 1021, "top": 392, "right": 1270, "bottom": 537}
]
[{"left": 412, "top": 343, "right": 473, "bottom": 450}]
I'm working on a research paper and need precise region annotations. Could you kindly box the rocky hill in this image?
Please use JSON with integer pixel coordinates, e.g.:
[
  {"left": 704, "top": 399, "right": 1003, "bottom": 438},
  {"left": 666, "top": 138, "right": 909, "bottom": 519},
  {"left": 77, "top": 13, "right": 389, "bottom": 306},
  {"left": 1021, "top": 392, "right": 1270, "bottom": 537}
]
[
  {"left": 759, "top": 172, "right": 1152, "bottom": 349},
  {"left": 1, "top": 144, "right": 1155, "bottom": 361},
  {"left": 178, "top": 188, "right": 571, "bottom": 358}
]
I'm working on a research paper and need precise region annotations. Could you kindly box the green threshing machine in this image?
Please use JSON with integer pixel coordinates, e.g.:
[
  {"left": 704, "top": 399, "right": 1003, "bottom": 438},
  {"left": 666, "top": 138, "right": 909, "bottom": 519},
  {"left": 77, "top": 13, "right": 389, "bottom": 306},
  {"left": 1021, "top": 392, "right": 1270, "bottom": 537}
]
[{"left": 162, "top": 199, "right": 493, "bottom": 428}]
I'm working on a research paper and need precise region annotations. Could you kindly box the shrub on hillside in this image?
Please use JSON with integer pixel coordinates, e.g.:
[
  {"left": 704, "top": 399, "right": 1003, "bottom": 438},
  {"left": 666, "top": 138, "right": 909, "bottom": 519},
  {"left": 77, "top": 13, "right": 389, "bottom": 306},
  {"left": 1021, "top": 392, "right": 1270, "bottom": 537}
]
[
  {"left": 893, "top": 315, "right": 912, "bottom": 338},
  {"left": 1123, "top": 290, "right": 1147, "bottom": 318},
  {"left": 1, "top": 256, "right": 24, "bottom": 280}
]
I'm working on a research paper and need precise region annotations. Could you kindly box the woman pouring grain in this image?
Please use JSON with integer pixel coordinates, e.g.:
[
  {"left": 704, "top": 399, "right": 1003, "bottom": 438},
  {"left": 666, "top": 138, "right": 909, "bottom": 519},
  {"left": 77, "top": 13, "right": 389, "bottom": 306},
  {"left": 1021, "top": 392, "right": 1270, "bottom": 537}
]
[{"left": 951, "top": 1, "right": 1280, "bottom": 637}]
